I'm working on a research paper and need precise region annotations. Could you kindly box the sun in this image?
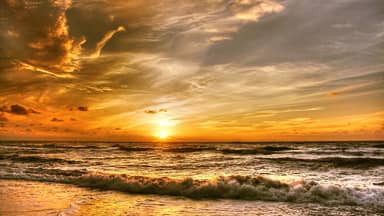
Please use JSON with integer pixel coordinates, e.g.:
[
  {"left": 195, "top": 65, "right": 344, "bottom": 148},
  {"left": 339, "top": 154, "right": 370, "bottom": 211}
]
[
  {"left": 154, "top": 117, "right": 177, "bottom": 140},
  {"left": 157, "top": 130, "right": 169, "bottom": 139}
]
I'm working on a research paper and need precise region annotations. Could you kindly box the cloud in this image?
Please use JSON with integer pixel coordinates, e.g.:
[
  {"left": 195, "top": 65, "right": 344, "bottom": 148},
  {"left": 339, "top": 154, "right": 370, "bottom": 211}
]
[
  {"left": 28, "top": 108, "right": 41, "bottom": 114},
  {"left": 69, "top": 106, "right": 89, "bottom": 111},
  {"left": 205, "top": 0, "right": 384, "bottom": 66},
  {"left": 159, "top": 108, "right": 167, "bottom": 113},
  {"left": 231, "top": 0, "right": 284, "bottom": 21},
  {"left": 144, "top": 108, "right": 167, "bottom": 114},
  {"left": 209, "top": 36, "right": 231, "bottom": 42},
  {"left": 144, "top": 110, "right": 157, "bottom": 114},
  {"left": 51, "top": 117, "right": 64, "bottom": 122},
  {"left": 77, "top": 106, "right": 88, "bottom": 111},
  {"left": 0, "top": 104, "right": 40, "bottom": 116},
  {"left": 150, "top": 0, "right": 284, "bottom": 52},
  {"left": 17, "top": 61, "right": 75, "bottom": 78},
  {"left": 90, "top": 26, "right": 126, "bottom": 58},
  {"left": 9, "top": 104, "right": 28, "bottom": 115},
  {"left": 0, "top": 0, "right": 382, "bottom": 141},
  {"left": 1, "top": 0, "right": 85, "bottom": 76},
  {"left": 327, "top": 92, "right": 339, "bottom": 97}
]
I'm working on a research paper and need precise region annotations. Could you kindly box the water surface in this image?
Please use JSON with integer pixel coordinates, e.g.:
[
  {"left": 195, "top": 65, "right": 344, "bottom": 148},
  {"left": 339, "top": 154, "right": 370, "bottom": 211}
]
[{"left": 1, "top": 141, "right": 383, "bottom": 215}]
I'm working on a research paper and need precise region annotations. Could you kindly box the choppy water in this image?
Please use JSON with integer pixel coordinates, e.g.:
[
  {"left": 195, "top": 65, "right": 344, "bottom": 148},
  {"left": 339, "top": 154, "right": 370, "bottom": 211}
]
[{"left": 1, "top": 141, "right": 384, "bottom": 215}]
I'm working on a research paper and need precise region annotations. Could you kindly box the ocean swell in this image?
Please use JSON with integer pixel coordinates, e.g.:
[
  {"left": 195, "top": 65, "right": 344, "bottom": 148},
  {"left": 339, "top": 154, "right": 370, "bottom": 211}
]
[
  {"left": 0, "top": 154, "right": 79, "bottom": 164},
  {"left": 220, "top": 146, "right": 293, "bottom": 155},
  {"left": 1, "top": 173, "right": 383, "bottom": 207},
  {"left": 267, "top": 157, "right": 384, "bottom": 169}
]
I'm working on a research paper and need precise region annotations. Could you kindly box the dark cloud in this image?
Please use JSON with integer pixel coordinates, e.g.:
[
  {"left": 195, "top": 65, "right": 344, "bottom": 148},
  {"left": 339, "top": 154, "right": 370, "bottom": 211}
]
[
  {"left": 144, "top": 108, "right": 167, "bottom": 114},
  {"left": 77, "top": 106, "right": 88, "bottom": 111},
  {"left": 10, "top": 104, "right": 27, "bottom": 115},
  {"left": 0, "top": 104, "right": 40, "bottom": 115},
  {"left": 66, "top": 0, "right": 158, "bottom": 53},
  {"left": 51, "top": 117, "right": 64, "bottom": 122},
  {"left": 69, "top": 106, "right": 88, "bottom": 111},
  {"left": 144, "top": 110, "right": 157, "bottom": 114},
  {"left": 0, "top": 0, "right": 84, "bottom": 74}
]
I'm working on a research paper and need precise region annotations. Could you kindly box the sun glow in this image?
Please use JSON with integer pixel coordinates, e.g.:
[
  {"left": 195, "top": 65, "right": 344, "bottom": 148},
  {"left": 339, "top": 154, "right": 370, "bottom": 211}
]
[
  {"left": 157, "top": 130, "right": 169, "bottom": 139},
  {"left": 153, "top": 117, "right": 177, "bottom": 140},
  {"left": 156, "top": 119, "right": 177, "bottom": 127}
]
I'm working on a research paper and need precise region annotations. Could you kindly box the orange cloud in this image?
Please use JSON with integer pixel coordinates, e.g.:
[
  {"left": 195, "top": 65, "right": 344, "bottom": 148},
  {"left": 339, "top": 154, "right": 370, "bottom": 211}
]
[
  {"left": 0, "top": 104, "right": 40, "bottom": 116},
  {"left": 232, "top": 0, "right": 284, "bottom": 21},
  {"left": 77, "top": 106, "right": 89, "bottom": 111},
  {"left": 327, "top": 92, "right": 339, "bottom": 96},
  {"left": 3, "top": 0, "right": 85, "bottom": 76},
  {"left": 144, "top": 109, "right": 168, "bottom": 114},
  {"left": 90, "top": 26, "right": 126, "bottom": 58},
  {"left": 51, "top": 117, "right": 64, "bottom": 122}
]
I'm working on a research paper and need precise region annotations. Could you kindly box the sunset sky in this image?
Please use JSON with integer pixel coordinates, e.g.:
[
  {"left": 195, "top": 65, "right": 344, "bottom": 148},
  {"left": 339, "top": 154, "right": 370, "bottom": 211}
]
[{"left": 0, "top": 0, "right": 383, "bottom": 141}]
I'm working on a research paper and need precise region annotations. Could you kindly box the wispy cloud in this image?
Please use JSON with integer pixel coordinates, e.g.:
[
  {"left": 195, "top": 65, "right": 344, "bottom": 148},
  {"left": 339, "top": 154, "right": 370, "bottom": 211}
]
[
  {"left": 1, "top": 0, "right": 383, "bottom": 140},
  {"left": 51, "top": 117, "right": 64, "bottom": 122},
  {"left": 90, "top": 26, "right": 126, "bottom": 58}
]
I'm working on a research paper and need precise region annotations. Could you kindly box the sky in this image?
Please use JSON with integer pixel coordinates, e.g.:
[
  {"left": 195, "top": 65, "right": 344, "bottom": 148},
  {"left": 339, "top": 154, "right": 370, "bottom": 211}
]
[{"left": 0, "top": 0, "right": 383, "bottom": 141}]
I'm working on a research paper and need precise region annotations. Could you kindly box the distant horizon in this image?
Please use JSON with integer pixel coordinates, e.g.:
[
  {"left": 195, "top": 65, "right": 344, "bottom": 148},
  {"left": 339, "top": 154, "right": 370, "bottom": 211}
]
[{"left": 1, "top": 138, "right": 383, "bottom": 143}]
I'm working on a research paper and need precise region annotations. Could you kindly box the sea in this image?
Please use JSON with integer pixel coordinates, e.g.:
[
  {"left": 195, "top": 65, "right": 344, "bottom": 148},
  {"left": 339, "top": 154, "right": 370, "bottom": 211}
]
[{"left": 0, "top": 141, "right": 383, "bottom": 215}]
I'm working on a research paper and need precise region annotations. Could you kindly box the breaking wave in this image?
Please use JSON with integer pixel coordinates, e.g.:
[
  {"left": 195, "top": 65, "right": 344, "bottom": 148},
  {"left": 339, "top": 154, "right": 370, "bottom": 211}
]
[{"left": 1, "top": 173, "right": 383, "bottom": 207}]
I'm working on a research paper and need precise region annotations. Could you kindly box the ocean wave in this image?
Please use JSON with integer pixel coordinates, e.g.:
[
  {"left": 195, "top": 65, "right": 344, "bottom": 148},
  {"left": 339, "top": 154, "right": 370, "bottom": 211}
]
[
  {"left": 115, "top": 145, "right": 155, "bottom": 152},
  {"left": 220, "top": 146, "right": 293, "bottom": 155},
  {"left": 0, "top": 154, "right": 79, "bottom": 164},
  {"left": 25, "top": 168, "right": 88, "bottom": 177},
  {"left": 267, "top": 157, "right": 384, "bottom": 169},
  {"left": 42, "top": 143, "right": 105, "bottom": 149},
  {"left": 1, "top": 173, "right": 383, "bottom": 207},
  {"left": 165, "top": 147, "right": 217, "bottom": 153},
  {"left": 373, "top": 144, "right": 384, "bottom": 148},
  {"left": 302, "top": 151, "right": 384, "bottom": 156},
  {"left": 113, "top": 145, "right": 294, "bottom": 154}
]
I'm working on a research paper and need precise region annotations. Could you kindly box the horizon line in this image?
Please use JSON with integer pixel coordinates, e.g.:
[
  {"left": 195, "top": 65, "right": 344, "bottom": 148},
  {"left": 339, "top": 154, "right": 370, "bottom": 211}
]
[{"left": 1, "top": 139, "right": 383, "bottom": 143}]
